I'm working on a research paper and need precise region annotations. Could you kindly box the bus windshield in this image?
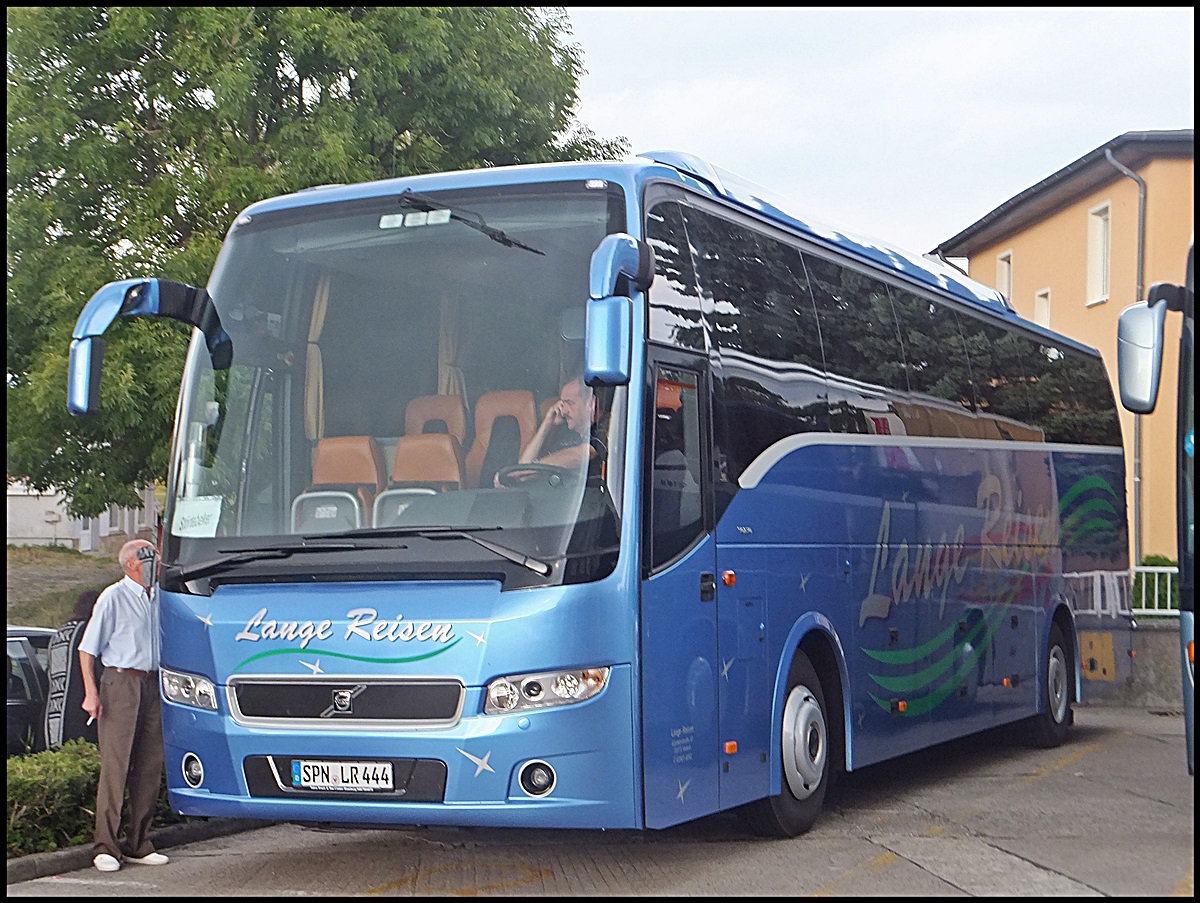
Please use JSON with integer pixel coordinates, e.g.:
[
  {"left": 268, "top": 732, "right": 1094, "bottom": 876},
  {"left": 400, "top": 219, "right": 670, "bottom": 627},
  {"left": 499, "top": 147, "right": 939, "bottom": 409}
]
[{"left": 164, "top": 179, "right": 627, "bottom": 591}]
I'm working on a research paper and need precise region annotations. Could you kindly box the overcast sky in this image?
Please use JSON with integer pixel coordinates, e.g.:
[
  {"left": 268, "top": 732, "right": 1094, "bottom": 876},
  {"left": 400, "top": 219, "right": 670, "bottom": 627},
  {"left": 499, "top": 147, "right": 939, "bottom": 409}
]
[{"left": 563, "top": 7, "right": 1194, "bottom": 256}]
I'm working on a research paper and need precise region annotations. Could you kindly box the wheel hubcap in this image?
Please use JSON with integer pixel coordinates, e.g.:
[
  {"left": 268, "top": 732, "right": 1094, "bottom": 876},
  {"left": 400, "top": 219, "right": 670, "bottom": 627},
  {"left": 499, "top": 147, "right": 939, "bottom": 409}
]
[
  {"left": 1047, "top": 645, "right": 1068, "bottom": 723},
  {"left": 781, "top": 684, "right": 826, "bottom": 800}
]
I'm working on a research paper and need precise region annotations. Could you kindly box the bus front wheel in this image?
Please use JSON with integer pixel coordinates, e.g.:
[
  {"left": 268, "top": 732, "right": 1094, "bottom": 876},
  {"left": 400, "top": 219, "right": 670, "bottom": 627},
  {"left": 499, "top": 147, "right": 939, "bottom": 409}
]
[{"left": 740, "top": 651, "right": 830, "bottom": 837}]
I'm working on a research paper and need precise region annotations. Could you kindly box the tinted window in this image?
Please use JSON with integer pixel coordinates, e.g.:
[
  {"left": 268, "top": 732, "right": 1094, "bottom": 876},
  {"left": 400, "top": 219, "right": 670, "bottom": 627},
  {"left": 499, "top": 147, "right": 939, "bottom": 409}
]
[
  {"left": 646, "top": 202, "right": 705, "bottom": 351},
  {"left": 1025, "top": 339, "right": 1122, "bottom": 446},
  {"left": 888, "top": 290, "right": 973, "bottom": 407},
  {"left": 679, "top": 205, "right": 827, "bottom": 480},
  {"left": 801, "top": 253, "right": 906, "bottom": 434},
  {"left": 649, "top": 366, "right": 705, "bottom": 569},
  {"left": 957, "top": 311, "right": 1034, "bottom": 431}
]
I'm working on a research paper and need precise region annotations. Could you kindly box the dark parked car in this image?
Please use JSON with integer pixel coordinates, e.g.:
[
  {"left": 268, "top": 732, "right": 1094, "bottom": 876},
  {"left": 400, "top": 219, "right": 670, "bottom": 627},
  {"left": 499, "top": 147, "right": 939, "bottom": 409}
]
[{"left": 7, "top": 626, "right": 55, "bottom": 756}]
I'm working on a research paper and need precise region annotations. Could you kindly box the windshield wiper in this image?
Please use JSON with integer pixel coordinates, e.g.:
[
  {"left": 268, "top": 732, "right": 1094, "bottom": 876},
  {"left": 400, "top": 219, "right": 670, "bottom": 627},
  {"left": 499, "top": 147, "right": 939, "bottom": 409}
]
[
  {"left": 397, "top": 189, "right": 545, "bottom": 256},
  {"left": 167, "top": 540, "right": 363, "bottom": 583},
  {"left": 340, "top": 526, "right": 552, "bottom": 577},
  {"left": 170, "top": 527, "right": 551, "bottom": 583}
]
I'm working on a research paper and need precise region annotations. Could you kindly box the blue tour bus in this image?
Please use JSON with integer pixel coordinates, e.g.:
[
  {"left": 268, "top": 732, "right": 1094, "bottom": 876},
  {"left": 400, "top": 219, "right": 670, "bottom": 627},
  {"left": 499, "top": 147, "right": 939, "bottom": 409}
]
[
  {"left": 67, "top": 152, "right": 1132, "bottom": 835},
  {"left": 1117, "top": 238, "right": 1194, "bottom": 776}
]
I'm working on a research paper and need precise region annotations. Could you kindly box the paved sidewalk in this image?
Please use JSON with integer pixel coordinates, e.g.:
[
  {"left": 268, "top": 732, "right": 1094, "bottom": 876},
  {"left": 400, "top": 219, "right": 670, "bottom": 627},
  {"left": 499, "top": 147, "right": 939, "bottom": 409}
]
[{"left": 6, "top": 818, "right": 270, "bottom": 885}]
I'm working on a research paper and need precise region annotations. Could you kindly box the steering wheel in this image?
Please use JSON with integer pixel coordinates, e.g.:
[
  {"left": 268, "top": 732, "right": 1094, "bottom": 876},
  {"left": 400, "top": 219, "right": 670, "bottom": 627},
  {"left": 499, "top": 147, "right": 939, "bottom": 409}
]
[{"left": 495, "top": 462, "right": 579, "bottom": 488}]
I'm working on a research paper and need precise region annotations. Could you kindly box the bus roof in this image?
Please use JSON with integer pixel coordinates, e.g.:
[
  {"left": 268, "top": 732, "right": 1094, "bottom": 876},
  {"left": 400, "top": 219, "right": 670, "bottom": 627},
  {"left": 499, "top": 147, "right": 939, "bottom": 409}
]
[{"left": 235, "top": 152, "right": 1019, "bottom": 320}]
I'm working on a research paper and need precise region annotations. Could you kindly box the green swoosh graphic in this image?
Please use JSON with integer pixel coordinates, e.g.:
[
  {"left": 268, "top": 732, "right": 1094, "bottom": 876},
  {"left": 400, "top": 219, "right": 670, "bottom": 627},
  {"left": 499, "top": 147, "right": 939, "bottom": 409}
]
[
  {"left": 232, "top": 637, "right": 462, "bottom": 673},
  {"left": 1060, "top": 497, "right": 1118, "bottom": 535},
  {"left": 866, "top": 607, "right": 1003, "bottom": 693},
  {"left": 1062, "top": 516, "right": 1121, "bottom": 545},
  {"left": 1058, "top": 475, "right": 1116, "bottom": 511},
  {"left": 869, "top": 636, "right": 991, "bottom": 717},
  {"left": 862, "top": 617, "right": 962, "bottom": 666},
  {"left": 863, "top": 599, "right": 997, "bottom": 667},
  {"left": 861, "top": 575, "right": 1022, "bottom": 666}
]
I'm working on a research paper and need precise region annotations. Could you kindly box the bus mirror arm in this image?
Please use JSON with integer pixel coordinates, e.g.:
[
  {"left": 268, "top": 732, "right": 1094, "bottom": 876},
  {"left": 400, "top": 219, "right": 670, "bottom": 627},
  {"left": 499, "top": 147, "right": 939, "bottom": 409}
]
[
  {"left": 151, "top": 280, "right": 233, "bottom": 369},
  {"left": 589, "top": 233, "right": 654, "bottom": 299},
  {"left": 1146, "top": 280, "right": 1190, "bottom": 313},
  {"left": 67, "top": 278, "right": 232, "bottom": 416}
]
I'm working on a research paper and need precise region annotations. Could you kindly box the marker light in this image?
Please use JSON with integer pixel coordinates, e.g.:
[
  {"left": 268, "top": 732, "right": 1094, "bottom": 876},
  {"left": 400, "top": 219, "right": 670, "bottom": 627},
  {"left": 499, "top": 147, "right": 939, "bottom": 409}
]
[{"left": 485, "top": 667, "right": 610, "bottom": 714}]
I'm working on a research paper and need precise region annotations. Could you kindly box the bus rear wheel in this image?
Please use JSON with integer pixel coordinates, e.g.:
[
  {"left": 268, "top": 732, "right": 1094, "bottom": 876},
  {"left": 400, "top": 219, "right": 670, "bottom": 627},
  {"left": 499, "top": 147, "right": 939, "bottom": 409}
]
[
  {"left": 740, "top": 651, "right": 830, "bottom": 837},
  {"left": 1024, "top": 621, "right": 1073, "bottom": 748}
]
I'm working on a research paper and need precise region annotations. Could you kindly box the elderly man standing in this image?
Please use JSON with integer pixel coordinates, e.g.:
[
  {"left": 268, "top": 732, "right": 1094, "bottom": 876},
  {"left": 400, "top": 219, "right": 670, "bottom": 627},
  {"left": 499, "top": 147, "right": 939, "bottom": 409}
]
[{"left": 79, "top": 538, "right": 169, "bottom": 873}]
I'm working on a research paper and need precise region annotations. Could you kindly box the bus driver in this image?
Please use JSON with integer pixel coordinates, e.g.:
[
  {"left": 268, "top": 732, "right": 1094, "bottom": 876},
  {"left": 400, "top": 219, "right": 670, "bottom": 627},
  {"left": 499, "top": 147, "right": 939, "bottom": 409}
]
[{"left": 495, "top": 376, "right": 606, "bottom": 486}]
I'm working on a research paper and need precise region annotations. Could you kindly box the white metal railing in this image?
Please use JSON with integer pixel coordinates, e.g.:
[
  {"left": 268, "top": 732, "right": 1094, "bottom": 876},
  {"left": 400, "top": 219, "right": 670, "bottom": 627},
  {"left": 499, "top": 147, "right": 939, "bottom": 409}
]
[
  {"left": 1063, "top": 569, "right": 1133, "bottom": 619},
  {"left": 1130, "top": 565, "right": 1181, "bottom": 618}
]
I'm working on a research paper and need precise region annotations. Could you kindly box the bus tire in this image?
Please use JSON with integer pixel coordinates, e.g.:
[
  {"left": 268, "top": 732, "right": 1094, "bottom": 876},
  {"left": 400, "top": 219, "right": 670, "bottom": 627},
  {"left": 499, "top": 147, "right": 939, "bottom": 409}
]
[
  {"left": 740, "top": 651, "right": 830, "bottom": 837},
  {"left": 1025, "top": 621, "right": 1073, "bottom": 748}
]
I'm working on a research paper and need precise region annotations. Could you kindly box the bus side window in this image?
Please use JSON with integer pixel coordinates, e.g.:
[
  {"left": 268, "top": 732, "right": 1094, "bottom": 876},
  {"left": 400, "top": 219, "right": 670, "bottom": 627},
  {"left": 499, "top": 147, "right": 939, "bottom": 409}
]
[{"left": 650, "top": 369, "right": 703, "bottom": 569}]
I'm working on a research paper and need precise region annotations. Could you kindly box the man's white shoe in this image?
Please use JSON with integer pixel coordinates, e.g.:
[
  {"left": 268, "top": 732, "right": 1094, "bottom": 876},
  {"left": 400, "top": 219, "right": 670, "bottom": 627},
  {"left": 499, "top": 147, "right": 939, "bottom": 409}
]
[
  {"left": 93, "top": 853, "right": 121, "bottom": 872},
  {"left": 127, "top": 851, "right": 169, "bottom": 866}
]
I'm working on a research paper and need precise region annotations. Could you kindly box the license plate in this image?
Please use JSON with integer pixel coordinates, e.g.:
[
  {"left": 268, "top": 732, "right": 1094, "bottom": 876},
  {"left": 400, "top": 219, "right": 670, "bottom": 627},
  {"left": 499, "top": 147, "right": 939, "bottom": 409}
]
[{"left": 291, "top": 759, "right": 393, "bottom": 792}]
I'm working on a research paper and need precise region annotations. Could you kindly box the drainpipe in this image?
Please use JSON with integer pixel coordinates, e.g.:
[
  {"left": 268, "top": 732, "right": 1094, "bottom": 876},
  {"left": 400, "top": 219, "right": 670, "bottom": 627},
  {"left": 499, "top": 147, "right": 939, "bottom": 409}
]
[{"left": 1104, "top": 148, "right": 1146, "bottom": 566}]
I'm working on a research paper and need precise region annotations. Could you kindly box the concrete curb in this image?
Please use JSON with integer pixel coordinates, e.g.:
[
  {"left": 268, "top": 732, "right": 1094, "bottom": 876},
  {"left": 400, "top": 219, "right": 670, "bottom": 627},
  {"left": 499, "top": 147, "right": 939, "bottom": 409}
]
[{"left": 6, "top": 818, "right": 271, "bottom": 885}]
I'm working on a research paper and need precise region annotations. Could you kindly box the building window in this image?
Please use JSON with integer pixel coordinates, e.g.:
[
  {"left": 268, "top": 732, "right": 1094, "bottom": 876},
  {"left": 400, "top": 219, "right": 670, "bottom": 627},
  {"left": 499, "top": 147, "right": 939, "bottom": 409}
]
[
  {"left": 136, "top": 487, "right": 151, "bottom": 530},
  {"left": 1034, "top": 289, "right": 1051, "bottom": 327},
  {"left": 106, "top": 504, "right": 120, "bottom": 534},
  {"left": 1087, "top": 202, "right": 1110, "bottom": 305},
  {"left": 996, "top": 251, "right": 1013, "bottom": 300}
]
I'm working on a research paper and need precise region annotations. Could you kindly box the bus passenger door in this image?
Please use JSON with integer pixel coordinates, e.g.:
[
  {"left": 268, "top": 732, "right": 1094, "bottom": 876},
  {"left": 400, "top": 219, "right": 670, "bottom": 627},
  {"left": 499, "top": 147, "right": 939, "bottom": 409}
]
[{"left": 640, "top": 359, "right": 721, "bottom": 828}]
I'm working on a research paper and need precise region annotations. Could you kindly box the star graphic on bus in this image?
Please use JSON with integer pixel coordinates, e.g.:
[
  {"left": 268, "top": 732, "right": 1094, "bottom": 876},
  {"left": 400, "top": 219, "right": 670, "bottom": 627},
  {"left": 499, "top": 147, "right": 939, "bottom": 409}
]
[
  {"left": 197, "top": 612, "right": 213, "bottom": 628},
  {"left": 457, "top": 747, "right": 495, "bottom": 776},
  {"left": 677, "top": 778, "right": 691, "bottom": 803},
  {"left": 721, "top": 658, "right": 734, "bottom": 680},
  {"left": 299, "top": 659, "right": 323, "bottom": 674},
  {"left": 800, "top": 574, "right": 810, "bottom": 592},
  {"left": 466, "top": 630, "right": 486, "bottom": 646}
]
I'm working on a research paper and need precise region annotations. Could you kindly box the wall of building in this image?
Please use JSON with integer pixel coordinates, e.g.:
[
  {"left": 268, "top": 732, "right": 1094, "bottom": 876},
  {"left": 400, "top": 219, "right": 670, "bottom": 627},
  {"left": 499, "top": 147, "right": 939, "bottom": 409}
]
[
  {"left": 6, "top": 481, "right": 158, "bottom": 553},
  {"left": 965, "top": 156, "right": 1193, "bottom": 562}
]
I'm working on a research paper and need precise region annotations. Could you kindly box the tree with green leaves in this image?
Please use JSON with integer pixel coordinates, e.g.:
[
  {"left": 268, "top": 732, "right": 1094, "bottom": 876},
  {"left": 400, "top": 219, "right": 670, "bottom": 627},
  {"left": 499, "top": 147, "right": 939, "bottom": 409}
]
[{"left": 7, "top": 6, "right": 626, "bottom": 517}]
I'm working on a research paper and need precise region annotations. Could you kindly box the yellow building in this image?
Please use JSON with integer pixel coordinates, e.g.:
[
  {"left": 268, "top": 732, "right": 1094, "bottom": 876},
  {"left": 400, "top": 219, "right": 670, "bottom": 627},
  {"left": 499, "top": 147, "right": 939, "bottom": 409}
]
[{"left": 934, "top": 129, "right": 1194, "bottom": 565}]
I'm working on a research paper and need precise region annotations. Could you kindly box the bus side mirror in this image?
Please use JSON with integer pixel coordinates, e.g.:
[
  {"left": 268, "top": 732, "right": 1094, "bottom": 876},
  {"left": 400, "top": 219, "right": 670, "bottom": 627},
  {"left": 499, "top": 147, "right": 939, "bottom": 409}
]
[
  {"left": 67, "top": 278, "right": 232, "bottom": 416},
  {"left": 585, "top": 296, "right": 632, "bottom": 386},
  {"left": 584, "top": 233, "right": 654, "bottom": 386},
  {"left": 67, "top": 337, "right": 106, "bottom": 416},
  {"left": 1116, "top": 298, "right": 1167, "bottom": 414}
]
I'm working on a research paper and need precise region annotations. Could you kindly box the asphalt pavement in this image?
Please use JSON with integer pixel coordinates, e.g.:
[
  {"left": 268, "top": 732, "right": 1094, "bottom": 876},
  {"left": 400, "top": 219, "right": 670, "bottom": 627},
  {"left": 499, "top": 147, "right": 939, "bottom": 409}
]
[{"left": 7, "top": 704, "right": 1192, "bottom": 895}]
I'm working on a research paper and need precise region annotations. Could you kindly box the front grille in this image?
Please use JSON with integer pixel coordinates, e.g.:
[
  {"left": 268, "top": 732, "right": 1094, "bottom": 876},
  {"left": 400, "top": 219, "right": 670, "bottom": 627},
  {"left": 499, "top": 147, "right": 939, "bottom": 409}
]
[{"left": 229, "top": 677, "right": 464, "bottom": 727}]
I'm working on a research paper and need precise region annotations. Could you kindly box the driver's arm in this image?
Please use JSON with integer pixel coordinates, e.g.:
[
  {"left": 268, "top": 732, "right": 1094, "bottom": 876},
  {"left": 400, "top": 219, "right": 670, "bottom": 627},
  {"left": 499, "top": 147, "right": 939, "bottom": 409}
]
[
  {"left": 519, "top": 400, "right": 564, "bottom": 464},
  {"left": 535, "top": 443, "right": 593, "bottom": 469}
]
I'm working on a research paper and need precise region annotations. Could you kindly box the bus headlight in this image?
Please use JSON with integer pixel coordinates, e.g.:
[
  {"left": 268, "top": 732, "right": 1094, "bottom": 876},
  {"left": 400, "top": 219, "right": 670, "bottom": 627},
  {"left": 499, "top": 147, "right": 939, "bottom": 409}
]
[
  {"left": 161, "top": 667, "right": 219, "bottom": 711},
  {"left": 484, "top": 667, "right": 609, "bottom": 714}
]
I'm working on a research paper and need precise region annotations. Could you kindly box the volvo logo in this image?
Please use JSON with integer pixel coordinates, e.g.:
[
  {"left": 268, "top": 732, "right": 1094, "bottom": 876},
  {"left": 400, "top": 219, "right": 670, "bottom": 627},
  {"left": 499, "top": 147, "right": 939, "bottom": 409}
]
[{"left": 320, "top": 685, "right": 366, "bottom": 718}]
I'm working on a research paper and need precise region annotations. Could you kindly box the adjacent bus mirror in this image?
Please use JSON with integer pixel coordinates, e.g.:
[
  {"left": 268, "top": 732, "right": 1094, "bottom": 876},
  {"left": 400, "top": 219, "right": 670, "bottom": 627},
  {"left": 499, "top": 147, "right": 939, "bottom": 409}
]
[
  {"left": 67, "top": 278, "right": 233, "bottom": 416},
  {"left": 1116, "top": 298, "right": 1167, "bottom": 414}
]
